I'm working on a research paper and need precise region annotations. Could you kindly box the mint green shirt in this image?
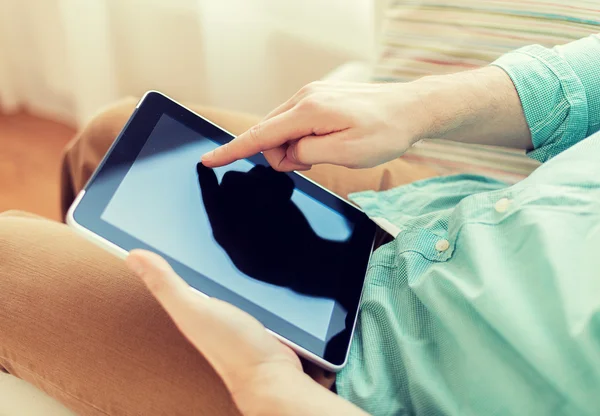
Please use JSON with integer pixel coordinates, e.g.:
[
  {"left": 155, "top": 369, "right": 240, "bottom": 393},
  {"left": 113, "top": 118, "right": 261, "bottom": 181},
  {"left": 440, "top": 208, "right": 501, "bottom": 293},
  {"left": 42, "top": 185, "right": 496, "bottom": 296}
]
[{"left": 337, "top": 34, "right": 600, "bottom": 416}]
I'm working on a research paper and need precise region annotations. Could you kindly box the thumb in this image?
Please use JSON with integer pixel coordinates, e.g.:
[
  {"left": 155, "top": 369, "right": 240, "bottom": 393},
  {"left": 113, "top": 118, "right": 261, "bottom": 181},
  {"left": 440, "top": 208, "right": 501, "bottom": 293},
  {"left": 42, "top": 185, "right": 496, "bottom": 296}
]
[
  {"left": 125, "top": 250, "right": 298, "bottom": 390},
  {"left": 125, "top": 250, "right": 210, "bottom": 332}
]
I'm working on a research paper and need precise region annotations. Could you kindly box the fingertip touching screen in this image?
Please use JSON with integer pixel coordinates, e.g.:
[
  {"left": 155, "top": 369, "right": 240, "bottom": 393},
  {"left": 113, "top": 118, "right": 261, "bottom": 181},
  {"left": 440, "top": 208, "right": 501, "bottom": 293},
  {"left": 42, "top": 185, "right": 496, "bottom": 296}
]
[{"left": 72, "top": 92, "right": 376, "bottom": 366}]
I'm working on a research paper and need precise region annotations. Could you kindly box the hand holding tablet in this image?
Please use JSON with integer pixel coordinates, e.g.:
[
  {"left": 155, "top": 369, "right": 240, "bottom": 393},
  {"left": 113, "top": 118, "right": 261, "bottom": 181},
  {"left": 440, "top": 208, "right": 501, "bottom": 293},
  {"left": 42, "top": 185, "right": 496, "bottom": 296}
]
[{"left": 125, "top": 250, "right": 367, "bottom": 416}]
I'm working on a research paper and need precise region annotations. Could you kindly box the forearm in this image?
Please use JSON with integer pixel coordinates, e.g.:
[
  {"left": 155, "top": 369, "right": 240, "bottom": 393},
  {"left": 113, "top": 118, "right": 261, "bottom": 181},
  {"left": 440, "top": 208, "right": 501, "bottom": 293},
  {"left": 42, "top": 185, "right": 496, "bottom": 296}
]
[
  {"left": 409, "top": 66, "right": 533, "bottom": 150},
  {"left": 406, "top": 34, "right": 600, "bottom": 161}
]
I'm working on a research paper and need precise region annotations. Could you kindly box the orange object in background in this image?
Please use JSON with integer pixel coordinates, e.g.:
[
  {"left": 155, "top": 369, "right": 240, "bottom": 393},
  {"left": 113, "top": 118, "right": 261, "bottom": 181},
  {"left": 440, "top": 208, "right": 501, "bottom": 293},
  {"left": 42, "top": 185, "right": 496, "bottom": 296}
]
[{"left": 0, "top": 112, "right": 74, "bottom": 221}]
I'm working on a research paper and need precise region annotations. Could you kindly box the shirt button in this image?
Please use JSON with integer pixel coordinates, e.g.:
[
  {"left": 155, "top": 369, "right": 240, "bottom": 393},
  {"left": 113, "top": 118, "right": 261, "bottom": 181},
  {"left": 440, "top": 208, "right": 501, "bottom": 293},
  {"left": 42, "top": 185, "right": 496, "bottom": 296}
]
[
  {"left": 435, "top": 239, "right": 450, "bottom": 252},
  {"left": 494, "top": 198, "right": 512, "bottom": 213}
]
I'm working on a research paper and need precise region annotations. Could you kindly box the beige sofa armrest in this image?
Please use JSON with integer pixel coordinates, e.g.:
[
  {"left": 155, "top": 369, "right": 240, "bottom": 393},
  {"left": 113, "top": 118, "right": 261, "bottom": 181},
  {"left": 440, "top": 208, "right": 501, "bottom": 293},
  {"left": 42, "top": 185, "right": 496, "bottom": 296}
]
[{"left": 0, "top": 372, "right": 75, "bottom": 416}]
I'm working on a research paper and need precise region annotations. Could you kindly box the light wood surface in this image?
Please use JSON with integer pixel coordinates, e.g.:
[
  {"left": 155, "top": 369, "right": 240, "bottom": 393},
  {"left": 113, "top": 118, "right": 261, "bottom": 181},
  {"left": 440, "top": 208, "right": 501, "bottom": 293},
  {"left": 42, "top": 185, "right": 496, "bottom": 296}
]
[{"left": 0, "top": 112, "right": 75, "bottom": 221}]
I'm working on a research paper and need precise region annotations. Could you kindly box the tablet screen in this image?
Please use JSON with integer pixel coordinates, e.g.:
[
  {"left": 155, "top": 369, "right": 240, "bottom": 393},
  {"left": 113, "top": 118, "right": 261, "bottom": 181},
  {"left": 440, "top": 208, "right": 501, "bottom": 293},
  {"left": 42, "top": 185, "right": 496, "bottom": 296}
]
[
  {"left": 102, "top": 114, "right": 349, "bottom": 342},
  {"left": 72, "top": 92, "right": 376, "bottom": 365}
]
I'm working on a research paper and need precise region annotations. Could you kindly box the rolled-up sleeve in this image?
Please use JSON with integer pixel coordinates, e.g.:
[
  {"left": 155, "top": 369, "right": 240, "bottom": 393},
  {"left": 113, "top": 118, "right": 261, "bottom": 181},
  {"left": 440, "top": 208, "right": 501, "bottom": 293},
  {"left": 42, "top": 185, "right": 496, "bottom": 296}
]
[{"left": 492, "top": 34, "right": 600, "bottom": 162}]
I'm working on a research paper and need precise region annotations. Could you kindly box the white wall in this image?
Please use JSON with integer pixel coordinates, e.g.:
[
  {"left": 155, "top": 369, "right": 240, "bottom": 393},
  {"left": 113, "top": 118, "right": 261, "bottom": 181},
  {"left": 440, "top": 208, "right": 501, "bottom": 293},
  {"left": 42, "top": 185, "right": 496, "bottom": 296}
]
[
  {"left": 0, "top": 0, "right": 374, "bottom": 126},
  {"left": 199, "top": 0, "right": 374, "bottom": 113}
]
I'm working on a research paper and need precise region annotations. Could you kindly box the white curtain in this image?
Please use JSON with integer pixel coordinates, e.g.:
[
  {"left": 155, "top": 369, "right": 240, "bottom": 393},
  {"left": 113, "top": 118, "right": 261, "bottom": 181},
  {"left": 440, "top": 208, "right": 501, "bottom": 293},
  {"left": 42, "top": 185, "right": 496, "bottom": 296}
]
[{"left": 0, "top": 0, "right": 373, "bottom": 127}]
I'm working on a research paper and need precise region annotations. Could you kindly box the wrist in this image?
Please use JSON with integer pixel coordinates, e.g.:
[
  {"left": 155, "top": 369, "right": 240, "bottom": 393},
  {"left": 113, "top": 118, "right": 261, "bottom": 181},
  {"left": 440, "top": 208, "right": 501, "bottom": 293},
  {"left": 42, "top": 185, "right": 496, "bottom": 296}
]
[
  {"left": 384, "top": 82, "right": 432, "bottom": 147},
  {"left": 233, "top": 366, "right": 309, "bottom": 416},
  {"left": 382, "top": 75, "right": 465, "bottom": 149},
  {"left": 239, "top": 368, "right": 366, "bottom": 416},
  {"left": 408, "top": 71, "right": 478, "bottom": 142},
  {"left": 251, "top": 371, "right": 313, "bottom": 416},
  {"left": 405, "top": 66, "right": 532, "bottom": 149}
]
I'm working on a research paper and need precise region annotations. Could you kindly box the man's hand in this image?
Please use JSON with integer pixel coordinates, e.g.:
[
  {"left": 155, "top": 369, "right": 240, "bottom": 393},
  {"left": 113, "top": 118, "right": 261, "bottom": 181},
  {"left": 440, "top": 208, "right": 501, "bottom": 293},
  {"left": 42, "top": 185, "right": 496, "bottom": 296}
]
[
  {"left": 201, "top": 81, "right": 427, "bottom": 171},
  {"left": 125, "top": 250, "right": 368, "bottom": 416},
  {"left": 201, "top": 68, "right": 532, "bottom": 172}
]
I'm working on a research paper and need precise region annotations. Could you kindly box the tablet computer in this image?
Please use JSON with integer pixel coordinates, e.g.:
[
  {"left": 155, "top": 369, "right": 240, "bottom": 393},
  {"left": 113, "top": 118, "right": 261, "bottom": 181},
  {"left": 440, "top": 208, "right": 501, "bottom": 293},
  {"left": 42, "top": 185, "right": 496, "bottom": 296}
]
[{"left": 67, "top": 91, "right": 377, "bottom": 371}]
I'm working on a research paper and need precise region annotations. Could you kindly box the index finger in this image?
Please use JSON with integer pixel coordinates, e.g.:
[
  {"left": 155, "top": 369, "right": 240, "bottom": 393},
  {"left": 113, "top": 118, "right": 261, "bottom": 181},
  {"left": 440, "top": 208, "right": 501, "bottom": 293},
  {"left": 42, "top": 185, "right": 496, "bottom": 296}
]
[
  {"left": 125, "top": 250, "right": 255, "bottom": 356},
  {"left": 201, "top": 109, "right": 312, "bottom": 167},
  {"left": 126, "top": 250, "right": 202, "bottom": 324}
]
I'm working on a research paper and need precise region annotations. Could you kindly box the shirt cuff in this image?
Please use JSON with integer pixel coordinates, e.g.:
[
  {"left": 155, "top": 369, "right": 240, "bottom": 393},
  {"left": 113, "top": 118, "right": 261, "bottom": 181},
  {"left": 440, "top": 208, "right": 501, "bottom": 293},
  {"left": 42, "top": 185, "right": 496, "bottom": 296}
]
[
  {"left": 491, "top": 45, "right": 588, "bottom": 163},
  {"left": 555, "top": 34, "right": 600, "bottom": 137}
]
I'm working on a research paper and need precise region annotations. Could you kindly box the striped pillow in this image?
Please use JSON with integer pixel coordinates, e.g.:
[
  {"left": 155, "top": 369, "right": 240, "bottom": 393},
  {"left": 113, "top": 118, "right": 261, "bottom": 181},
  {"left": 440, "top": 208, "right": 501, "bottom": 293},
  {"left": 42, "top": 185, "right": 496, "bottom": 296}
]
[{"left": 377, "top": 0, "right": 600, "bottom": 182}]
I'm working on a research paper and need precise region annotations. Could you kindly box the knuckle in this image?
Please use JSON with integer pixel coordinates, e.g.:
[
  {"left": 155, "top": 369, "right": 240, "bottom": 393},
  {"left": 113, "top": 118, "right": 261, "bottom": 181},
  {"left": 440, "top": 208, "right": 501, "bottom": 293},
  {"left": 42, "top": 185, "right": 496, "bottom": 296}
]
[
  {"left": 214, "top": 142, "right": 228, "bottom": 159},
  {"left": 221, "top": 141, "right": 237, "bottom": 160},
  {"left": 297, "top": 82, "right": 315, "bottom": 96},
  {"left": 296, "top": 81, "right": 324, "bottom": 98},
  {"left": 297, "top": 96, "right": 322, "bottom": 113},
  {"left": 247, "top": 124, "right": 263, "bottom": 146}
]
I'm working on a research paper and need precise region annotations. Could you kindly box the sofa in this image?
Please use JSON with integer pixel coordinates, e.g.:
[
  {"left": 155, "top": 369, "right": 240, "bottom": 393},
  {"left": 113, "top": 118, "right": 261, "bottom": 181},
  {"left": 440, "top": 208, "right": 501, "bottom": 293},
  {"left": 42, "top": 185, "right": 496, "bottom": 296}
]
[{"left": 1, "top": 0, "right": 598, "bottom": 414}]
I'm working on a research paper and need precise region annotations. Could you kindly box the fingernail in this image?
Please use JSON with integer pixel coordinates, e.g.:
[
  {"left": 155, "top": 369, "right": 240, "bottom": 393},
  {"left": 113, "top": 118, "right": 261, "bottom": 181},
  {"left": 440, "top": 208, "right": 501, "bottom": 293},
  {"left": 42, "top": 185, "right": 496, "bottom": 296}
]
[
  {"left": 126, "top": 253, "right": 146, "bottom": 277},
  {"left": 202, "top": 151, "right": 214, "bottom": 162}
]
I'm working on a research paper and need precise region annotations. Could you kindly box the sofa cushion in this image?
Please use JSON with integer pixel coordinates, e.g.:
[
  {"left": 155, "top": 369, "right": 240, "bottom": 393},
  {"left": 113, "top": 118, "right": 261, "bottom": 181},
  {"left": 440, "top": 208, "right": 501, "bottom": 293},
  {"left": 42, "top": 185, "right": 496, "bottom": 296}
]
[
  {"left": 376, "top": 0, "right": 600, "bottom": 182},
  {"left": 0, "top": 372, "right": 74, "bottom": 416}
]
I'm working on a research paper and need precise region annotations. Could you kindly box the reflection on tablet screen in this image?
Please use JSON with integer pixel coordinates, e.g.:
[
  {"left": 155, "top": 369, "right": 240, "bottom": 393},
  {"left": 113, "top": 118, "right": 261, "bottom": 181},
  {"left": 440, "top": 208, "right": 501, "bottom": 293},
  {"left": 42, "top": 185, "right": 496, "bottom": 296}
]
[{"left": 101, "top": 115, "right": 351, "bottom": 342}]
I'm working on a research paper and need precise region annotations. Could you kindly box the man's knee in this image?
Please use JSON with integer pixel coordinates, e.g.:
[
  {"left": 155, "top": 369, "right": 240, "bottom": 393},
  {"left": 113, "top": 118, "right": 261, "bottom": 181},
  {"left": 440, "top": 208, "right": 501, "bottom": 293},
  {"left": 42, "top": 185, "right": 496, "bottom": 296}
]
[
  {"left": 61, "top": 97, "right": 140, "bottom": 210},
  {"left": 78, "top": 96, "right": 139, "bottom": 151},
  {"left": 0, "top": 213, "right": 54, "bottom": 256}
]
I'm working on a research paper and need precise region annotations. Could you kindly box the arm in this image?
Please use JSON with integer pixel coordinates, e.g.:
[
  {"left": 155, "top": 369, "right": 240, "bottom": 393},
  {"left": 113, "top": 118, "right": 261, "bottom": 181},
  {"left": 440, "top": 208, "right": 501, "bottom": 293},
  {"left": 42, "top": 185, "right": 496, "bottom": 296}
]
[
  {"left": 411, "top": 34, "right": 600, "bottom": 160},
  {"left": 411, "top": 66, "right": 533, "bottom": 151},
  {"left": 202, "top": 34, "right": 600, "bottom": 171},
  {"left": 200, "top": 69, "right": 532, "bottom": 170}
]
